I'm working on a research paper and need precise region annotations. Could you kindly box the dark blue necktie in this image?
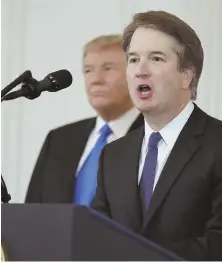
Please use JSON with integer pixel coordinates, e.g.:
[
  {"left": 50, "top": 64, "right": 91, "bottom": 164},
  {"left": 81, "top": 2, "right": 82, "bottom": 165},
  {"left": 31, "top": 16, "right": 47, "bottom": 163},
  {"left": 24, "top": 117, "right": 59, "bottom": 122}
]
[
  {"left": 74, "top": 124, "right": 112, "bottom": 206},
  {"left": 140, "top": 132, "right": 162, "bottom": 212}
]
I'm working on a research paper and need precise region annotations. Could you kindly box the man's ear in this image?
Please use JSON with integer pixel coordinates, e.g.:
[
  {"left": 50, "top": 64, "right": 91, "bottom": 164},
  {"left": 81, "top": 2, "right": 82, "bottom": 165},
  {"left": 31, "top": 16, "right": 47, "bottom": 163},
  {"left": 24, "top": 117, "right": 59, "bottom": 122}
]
[{"left": 182, "top": 67, "right": 195, "bottom": 90}]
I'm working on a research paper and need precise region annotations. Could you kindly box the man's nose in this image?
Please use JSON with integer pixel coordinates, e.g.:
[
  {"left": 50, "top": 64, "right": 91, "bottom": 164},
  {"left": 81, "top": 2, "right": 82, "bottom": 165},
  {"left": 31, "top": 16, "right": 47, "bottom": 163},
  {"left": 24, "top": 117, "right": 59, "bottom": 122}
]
[
  {"left": 90, "top": 70, "right": 104, "bottom": 84},
  {"left": 135, "top": 60, "right": 151, "bottom": 79}
]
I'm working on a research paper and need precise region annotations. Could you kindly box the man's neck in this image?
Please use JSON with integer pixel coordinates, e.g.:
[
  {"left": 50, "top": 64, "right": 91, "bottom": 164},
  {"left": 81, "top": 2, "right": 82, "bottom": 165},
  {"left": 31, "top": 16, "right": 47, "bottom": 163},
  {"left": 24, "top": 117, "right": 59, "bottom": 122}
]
[
  {"left": 97, "top": 103, "right": 134, "bottom": 122},
  {"left": 144, "top": 102, "right": 190, "bottom": 131}
]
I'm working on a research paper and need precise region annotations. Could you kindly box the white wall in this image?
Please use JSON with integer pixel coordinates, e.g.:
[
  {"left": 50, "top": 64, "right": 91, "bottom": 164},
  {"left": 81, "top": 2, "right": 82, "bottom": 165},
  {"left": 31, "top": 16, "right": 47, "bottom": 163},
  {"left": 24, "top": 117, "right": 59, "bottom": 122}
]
[{"left": 1, "top": 0, "right": 222, "bottom": 202}]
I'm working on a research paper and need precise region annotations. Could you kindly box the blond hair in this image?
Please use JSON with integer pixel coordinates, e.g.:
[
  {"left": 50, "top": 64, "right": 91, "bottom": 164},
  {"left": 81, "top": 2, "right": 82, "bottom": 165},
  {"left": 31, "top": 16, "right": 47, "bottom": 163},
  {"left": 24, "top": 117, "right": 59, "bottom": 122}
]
[{"left": 83, "top": 34, "right": 123, "bottom": 58}]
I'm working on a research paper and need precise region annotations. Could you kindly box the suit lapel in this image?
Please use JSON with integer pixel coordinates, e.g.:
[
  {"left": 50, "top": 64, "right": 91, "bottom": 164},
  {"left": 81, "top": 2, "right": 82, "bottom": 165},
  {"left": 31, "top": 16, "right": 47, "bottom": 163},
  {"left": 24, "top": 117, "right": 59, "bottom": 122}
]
[
  {"left": 142, "top": 105, "right": 206, "bottom": 229},
  {"left": 127, "top": 113, "right": 144, "bottom": 133},
  {"left": 120, "top": 127, "right": 144, "bottom": 232}
]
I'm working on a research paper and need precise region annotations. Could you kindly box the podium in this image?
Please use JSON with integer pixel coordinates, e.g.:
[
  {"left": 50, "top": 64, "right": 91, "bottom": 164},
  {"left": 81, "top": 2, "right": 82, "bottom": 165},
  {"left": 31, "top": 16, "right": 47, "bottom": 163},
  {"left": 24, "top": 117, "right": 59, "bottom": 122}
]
[{"left": 1, "top": 204, "right": 182, "bottom": 261}]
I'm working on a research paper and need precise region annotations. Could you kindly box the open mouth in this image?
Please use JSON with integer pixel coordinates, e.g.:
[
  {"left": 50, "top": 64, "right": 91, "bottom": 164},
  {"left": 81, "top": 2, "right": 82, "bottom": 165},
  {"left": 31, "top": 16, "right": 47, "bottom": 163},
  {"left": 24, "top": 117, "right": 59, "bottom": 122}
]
[{"left": 138, "top": 84, "right": 151, "bottom": 94}]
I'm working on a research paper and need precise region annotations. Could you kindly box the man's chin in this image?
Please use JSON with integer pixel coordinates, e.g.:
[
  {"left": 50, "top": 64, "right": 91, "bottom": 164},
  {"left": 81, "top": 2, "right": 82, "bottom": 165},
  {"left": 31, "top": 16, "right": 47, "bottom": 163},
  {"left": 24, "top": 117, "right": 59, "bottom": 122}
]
[
  {"left": 91, "top": 101, "right": 110, "bottom": 111},
  {"left": 136, "top": 105, "right": 157, "bottom": 115},
  {"left": 135, "top": 102, "right": 151, "bottom": 111}
]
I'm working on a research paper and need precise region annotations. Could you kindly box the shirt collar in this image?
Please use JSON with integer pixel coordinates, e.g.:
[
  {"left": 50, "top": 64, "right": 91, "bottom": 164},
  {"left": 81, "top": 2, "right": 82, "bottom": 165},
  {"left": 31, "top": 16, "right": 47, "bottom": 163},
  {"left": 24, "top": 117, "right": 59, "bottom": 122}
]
[
  {"left": 95, "top": 107, "right": 140, "bottom": 138},
  {"left": 144, "top": 101, "right": 194, "bottom": 149}
]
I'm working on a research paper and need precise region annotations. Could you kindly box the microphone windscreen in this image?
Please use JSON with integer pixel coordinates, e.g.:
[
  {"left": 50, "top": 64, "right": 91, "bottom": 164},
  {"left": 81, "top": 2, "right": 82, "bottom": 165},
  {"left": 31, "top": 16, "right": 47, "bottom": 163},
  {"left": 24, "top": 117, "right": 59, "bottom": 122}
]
[{"left": 48, "top": 69, "right": 73, "bottom": 90}]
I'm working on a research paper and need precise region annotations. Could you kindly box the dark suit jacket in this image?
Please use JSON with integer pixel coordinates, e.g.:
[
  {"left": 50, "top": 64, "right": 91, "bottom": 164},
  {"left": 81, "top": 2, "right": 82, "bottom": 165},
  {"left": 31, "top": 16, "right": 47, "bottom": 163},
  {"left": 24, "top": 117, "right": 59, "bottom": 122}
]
[
  {"left": 25, "top": 114, "right": 144, "bottom": 203},
  {"left": 92, "top": 104, "right": 222, "bottom": 261}
]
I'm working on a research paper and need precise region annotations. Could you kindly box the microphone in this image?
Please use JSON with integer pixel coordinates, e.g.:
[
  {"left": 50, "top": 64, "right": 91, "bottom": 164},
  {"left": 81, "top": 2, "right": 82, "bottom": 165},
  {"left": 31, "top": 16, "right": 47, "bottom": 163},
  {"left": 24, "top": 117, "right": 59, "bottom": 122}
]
[{"left": 2, "top": 69, "right": 73, "bottom": 101}]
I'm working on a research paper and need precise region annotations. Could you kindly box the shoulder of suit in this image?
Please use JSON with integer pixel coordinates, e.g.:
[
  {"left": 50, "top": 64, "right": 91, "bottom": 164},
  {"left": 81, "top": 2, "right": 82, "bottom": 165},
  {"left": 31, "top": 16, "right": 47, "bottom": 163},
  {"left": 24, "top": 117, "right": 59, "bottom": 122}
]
[
  {"left": 206, "top": 114, "right": 222, "bottom": 128},
  {"left": 48, "top": 117, "right": 96, "bottom": 135},
  {"left": 205, "top": 114, "right": 222, "bottom": 142},
  {"left": 194, "top": 103, "right": 222, "bottom": 129}
]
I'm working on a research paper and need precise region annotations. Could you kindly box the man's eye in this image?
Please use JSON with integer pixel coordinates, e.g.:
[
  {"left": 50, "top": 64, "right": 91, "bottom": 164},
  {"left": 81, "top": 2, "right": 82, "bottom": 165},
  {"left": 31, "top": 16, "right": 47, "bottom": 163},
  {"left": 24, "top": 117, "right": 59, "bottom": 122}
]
[
  {"left": 152, "top": 56, "right": 164, "bottom": 62},
  {"left": 84, "top": 69, "right": 91, "bottom": 74},
  {"left": 129, "top": 58, "right": 138, "bottom": 63}
]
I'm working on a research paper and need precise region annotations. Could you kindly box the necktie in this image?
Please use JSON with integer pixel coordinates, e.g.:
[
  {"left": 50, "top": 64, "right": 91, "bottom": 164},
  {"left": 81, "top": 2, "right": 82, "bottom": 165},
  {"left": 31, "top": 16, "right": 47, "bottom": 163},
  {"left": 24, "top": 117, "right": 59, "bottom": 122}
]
[
  {"left": 140, "top": 132, "right": 162, "bottom": 212},
  {"left": 74, "top": 124, "right": 112, "bottom": 206}
]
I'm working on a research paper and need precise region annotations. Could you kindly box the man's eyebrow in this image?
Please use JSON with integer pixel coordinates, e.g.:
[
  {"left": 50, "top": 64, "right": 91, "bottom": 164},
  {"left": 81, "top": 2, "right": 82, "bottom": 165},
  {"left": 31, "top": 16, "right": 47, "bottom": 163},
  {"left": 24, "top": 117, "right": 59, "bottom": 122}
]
[
  {"left": 83, "top": 62, "right": 116, "bottom": 68},
  {"left": 102, "top": 62, "right": 116, "bottom": 66},
  {"left": 83, "top": 63, "right": 94, "bottom": 68},
  {"left": 150, "top": 51, "right": 167, "bottom": 57},
  {"left": 127, "top": 52, "right": 138, "bottom": 57},
  {"left": 127, "top": 51, "right": 167, "bottom": 57}
]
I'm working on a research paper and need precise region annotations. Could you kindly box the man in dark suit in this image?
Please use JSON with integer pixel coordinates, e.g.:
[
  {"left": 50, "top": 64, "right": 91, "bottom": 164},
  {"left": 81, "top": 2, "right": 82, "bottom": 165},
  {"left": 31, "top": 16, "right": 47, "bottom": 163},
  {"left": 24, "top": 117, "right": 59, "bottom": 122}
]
[
  {"left": 92, "top": 11, "right": 222, "bottom": 260},
  {"left": 25, "top": 34, "right": 144, "bottom": 204}
]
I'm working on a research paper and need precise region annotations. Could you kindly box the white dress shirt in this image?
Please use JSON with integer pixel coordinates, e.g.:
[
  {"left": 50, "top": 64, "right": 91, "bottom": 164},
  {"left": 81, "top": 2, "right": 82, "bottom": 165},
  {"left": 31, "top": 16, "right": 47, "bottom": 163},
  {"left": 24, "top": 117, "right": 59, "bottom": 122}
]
[
  {"left": 76, "top": 107, "right": 140, "bottom": 173},
  {"left": 138, "top": 102, "right": 194, "bottom": 190}
]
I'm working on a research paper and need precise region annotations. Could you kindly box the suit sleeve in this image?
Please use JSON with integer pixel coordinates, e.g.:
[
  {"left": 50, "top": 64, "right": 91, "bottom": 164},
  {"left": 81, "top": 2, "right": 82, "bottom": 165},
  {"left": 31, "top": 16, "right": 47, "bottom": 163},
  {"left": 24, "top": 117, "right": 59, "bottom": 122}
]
[
  {"left": 91, "top": 147, "right": 111, "bottom": 217},
  {"left": 162, "top": 152, "right": 222, "bottom": 261},
  {"left": 25, "top": 131, "right": 52, "bottom": 203}
]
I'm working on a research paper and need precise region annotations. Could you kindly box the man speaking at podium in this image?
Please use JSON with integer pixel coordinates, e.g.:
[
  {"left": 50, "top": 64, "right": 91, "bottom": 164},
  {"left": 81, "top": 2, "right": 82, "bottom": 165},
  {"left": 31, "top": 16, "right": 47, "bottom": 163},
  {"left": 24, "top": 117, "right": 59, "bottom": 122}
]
[{"left": 92, "top": 11, "right": 222, "bottom": 261}]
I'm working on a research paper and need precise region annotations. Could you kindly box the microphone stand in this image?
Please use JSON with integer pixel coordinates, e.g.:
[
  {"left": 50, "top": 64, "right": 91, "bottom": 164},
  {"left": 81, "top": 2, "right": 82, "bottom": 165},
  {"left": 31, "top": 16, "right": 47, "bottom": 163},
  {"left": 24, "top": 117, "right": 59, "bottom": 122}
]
[
  {"left": 1, "top": 70, "right": 32, "bottom": 203},
  {"left": 1, "top": 70, "right": 32, "bottom": 98},
  {"left": 1, "top": 176, "right": 11, "bottom": 203}
]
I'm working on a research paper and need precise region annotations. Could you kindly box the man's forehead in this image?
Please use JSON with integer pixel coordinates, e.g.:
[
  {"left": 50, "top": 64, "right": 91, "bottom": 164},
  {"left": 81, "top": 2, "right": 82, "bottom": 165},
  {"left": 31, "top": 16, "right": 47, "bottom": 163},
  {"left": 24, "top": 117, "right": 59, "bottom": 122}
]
[
  {"left": 83, "top": 51, "right": 125, "bottom": 66},
  {"left": 128, "top": 27, "right": 180, "bottom": 53},
  {"left": 85, "top": 47, "right": 124, "bottom": 57}
]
